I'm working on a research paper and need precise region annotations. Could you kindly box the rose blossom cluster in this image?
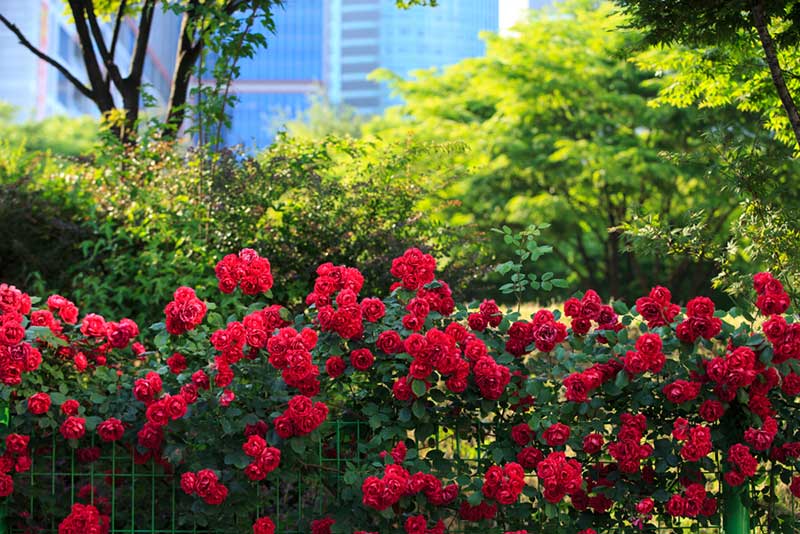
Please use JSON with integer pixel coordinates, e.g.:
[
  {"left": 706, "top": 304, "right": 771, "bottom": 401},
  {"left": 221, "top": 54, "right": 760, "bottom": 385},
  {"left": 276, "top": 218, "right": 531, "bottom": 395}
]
[
  {"left": 0, "top": 285, "right": 43, "bottom": 386},
  {"left": 622, "top": 332, "right": 665, "bottom": 376},
  {"left": 635, "top": 286, "right": 680, "bottom": 328},
  {"left": 273, "top": 395, "right": 328, "bottom": 438},
  {"left": 265, "top": 327, "right": 320, "bottom": 396},
  {"left": 482, "top": 462, "right": 525, "bottom": 505},
  {"left": 724, "top": 443, "right": 759, "bottom": 487},
  {"left": 665, "top": 482, "right": 717, "bottom": 518},
  {"left": 404, "top": 515, "right": 445, "bottom": 534},
  {"left": 703, "top": 345, "right": 758, "bottom": 402},
  {"left": 180, "top": 468, "right": 228, "bottom": 505},
  {"left": 607, "top": 413, "right": 653, "bottom": 474},
  {"left": 362, "top": 464, "right": 458, "bottom": 511},
  {"left": 563, "top": 290, "right": 620, "bottom": 336},
  {"left": 390, "top": 248, "right": 436, "bottom": 291},
  {"left": 307, "top": 262, "right": 368, "bottom": 339},
  {"left": 0, "top": 433, "right": 31, "bottom": 497},
  {"left": 764, "top": 314, "right": 800, "bottom": 364},
  {"left": 676, "top": 297, "right": 722, "bottom": 344},
  {"left": 215, "top": 248, "right": 274, "bottom": 295},
  {"left": 404, "top": 329, "right": 469, "bottom": 393},
  {"left": 753, "top": 272, "right": 791, "bottom": 316},
  {"left": 511, "top": 423, "right": 544, "bottom": 470},
  {"left": 164, "top": 286, "right": 207, "bottom": 335},
  {"left": 505, "top": 310, "right": 567, "bottom": 357},
  {"left": 242, "top": 435, "right": 281, "bottom": 481},
  {"left": 562, "top": 359, "right": 622, "bottom": 403},
  {"left": 467, "top": 299, "right": 502, "bottom": 332},
  {"left": 390, "top": 250, "right": 454, "bottom": 332},
  {"left": 57, "top": 503, "right": 109, "bottom": 534},
  {"left": 744, "top": 415, "right": 778, "bottom": 452},
  {"left": 458, "top": 500, "right": 498, "bottom": 522},
  {"left": 536, "top": 452, "right": 583, "bottom": 503},
  {"left": 672, "top": 418, "right": 712, "bottom": 462}
]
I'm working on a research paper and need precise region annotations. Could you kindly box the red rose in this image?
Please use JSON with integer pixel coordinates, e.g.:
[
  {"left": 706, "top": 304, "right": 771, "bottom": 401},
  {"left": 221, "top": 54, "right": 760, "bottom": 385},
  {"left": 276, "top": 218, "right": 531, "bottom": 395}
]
[
  {"left": 325, "top": 356, "right": 346, "bottom": 378},
  {"left": 137, "top": 422, "right": 163, "bottom": 450},
  {"left": 542, "top": 423, "right": 570, "bottom": 446},
  {"left": 253, "top": 516, "right": 276, "bottom": 534},
  {"left": 360, "top": 298, "right": 385, "bottom": 322},
  {"left": 636, "top": 497, "right": 654, "bottom": 515},
  {"left": 5, "top": 434, "right": 28, "bottom": 455},
  {"left": 0, "top": 473, "right": 13, "bottom": 497},
  {"left": 27, "top": 392, "right": 51, "bottom": 415},
  {"left": 516, "top": 446, "right": 543, "bottom": 470},
  {"left": 350, "top": 348, "right": 374, "bottom": 371},
  {"left": 97, "top": 418, "right": 125, "bottom": 442},
  {"left": 60, "top": 417, "right": 86, "bottom": 440},
  {"left": 180, "top": 472, "right": 197, "bottom": 495},
  {"left": 582, "top": 433, "right": 604, "bottom": 454},
  {"left": 699, "top": 400, "right": 725, "bottom": 422},
  {"left": 511, "top": 423, "right": 535, "bottom": 446},
  {"left": 376, "top": 330, "right": 403, "bottom": 354},
  {"left": 404, "top": 515, "right": 427, "bottom": 534},
  {"left": 61, "top": 399, "right": 79, "bottom": 416},
  {"left": 311, "top": 518, "right": 335, "bottom": 534},
  {"left": 666, "top": 494, "right": 686, "bottom": 517},
  {"left": 167, "top": 353, "right": 187, "bottom": 374},
  {"left": 468, "top": 313, "right": 489, "bottom": 332}
]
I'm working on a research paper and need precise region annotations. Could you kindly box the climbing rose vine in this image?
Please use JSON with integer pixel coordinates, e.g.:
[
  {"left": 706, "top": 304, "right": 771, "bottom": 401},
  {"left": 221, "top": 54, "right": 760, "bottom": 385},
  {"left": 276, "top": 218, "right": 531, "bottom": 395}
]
[{"left": 0, "top": 249, "right": 798, "bottom": 532}]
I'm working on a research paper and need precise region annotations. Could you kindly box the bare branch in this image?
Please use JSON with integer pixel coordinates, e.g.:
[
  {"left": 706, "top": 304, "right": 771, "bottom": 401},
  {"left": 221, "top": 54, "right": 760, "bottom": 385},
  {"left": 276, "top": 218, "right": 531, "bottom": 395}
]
[
  {"left": 108, "top": 0, "right": 127, "bottom": 62},
  {"left": 127, "top": 0, "right": 156, "bottom": 83},
  {"left": 752, "top": 0, "right": 800, "bottom": 148},
  {"left": 67, "top": 0, "right": 116, "bottom": 111},
  {"left": 83, "top": 0, "right": 124, "bottom": 89},
  {"left": 0, "top": 12, "right": 93, "bottom": 100}
]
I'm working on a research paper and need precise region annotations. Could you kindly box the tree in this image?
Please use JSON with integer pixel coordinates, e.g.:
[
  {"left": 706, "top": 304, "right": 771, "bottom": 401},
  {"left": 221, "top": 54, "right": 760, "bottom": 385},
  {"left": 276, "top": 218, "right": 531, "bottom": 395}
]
[
  {"left": 614, "top": 0, "right": 800, "bottom": 149},
  {"left": 0, "top": 0, "right": 435, "bottom": 144},
  {"left": 614, "top": 0, "right": 800, "bottom": 301},
  {"left": 365, "top": 0, "right": 765, "bottom": 301}
]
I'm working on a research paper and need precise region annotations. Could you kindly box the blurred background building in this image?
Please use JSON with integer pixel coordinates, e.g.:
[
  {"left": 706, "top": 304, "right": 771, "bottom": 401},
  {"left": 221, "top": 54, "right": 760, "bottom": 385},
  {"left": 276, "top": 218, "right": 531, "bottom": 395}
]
[
  {"left": 0, "top": 0, "right": 180, "bottom": 120},
  {"left": 0, "top": 0, "right": 557, "bottom": 146}
]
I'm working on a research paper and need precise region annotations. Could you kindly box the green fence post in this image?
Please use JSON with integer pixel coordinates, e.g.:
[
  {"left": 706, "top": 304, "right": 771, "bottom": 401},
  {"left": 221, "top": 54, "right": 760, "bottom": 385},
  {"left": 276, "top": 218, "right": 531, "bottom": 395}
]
[
  {"left": 723, "top": 482, "right": 750, "bottom": 534},
  {"left": 0, "top": 402, "right": 8, "bottom": 534}
]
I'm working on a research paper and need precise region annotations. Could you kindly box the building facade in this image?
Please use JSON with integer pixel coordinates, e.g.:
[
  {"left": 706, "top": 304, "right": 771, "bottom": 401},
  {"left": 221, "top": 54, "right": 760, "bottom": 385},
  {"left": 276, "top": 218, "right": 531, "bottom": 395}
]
[
  {"left": 216, "top": 0, "right": 327, "bottom": 147},
  {"left": 221, "top": 0, "right": 498, "bottom": 146},
  {"left": 0, "top": 0, "right": 180, "bottom": 120},
  {"left": 328, "top": 0, "right": 498, "bottom": 114}
]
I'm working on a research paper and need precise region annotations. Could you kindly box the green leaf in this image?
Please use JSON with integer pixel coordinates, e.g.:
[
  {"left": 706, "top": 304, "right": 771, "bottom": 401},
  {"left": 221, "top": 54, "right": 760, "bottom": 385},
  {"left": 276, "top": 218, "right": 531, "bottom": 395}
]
[
  {"left": 289, "top": 437, "right": 307, "bottom": 455},
  {"left": 411, "top": 380, "right": 427, "bottom": 398},
  {"left": 411, "top": 400, "right": 426, "bottom": 419},
  {"left": 614, "top": 371, "right": 629, "bottom": 389}
]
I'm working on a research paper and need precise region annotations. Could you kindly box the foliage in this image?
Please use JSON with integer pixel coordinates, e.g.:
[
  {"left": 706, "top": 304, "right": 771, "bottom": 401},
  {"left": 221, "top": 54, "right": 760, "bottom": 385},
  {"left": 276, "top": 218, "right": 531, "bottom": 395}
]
[
  {"left": 364, "top": 0, "right": 763, "bottom": 303},
  {"left": 614, "top": 3, "right": 800, "bottom": 303},
  {"left": 1, "top": 239, "right": 800, "bottom": 532},
  {"left": 0, "top": 103, "right": 98, "bottom": 157},
  {"left": 0, "top": 135, "right": 472, "bottom": 325},
  {"left": 492, "top": 224, "right": 567, "bottom": 310},
  {"left": 279, "top": 97, "right": 365, "bottom": 140}
]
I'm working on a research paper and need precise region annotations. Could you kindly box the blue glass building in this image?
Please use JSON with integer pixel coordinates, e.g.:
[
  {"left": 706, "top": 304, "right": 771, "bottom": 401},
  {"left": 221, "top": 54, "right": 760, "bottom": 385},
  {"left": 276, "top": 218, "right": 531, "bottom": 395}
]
[
  {"left": 329, "top": 0, "right": 499, "bottom": 114},
  {"left": 219, "top": 0, "right": 498, "bottom": 146},
  {"left": 220, "top": 0, "right": 326, "bottom": 147}
]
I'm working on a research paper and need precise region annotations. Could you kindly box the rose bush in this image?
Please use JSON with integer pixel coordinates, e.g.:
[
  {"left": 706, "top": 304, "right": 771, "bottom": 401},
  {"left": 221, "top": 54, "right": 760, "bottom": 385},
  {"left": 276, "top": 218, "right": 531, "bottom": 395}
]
[{"left": 0, "top": 247, "right": 798, "bottom": 532}]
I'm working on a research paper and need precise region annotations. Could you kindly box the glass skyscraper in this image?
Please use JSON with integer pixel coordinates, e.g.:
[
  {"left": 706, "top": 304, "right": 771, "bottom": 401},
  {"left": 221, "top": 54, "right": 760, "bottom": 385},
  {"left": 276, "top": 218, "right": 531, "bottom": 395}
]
[
  {"left": 219, "top": 0, "right": 326, "bottom": 147},
  {"left": 221, "top": 0, "right": 498, "bottom": 146},
  {"left": 328, "top": 0, "right": 499, "bottom": 114}
]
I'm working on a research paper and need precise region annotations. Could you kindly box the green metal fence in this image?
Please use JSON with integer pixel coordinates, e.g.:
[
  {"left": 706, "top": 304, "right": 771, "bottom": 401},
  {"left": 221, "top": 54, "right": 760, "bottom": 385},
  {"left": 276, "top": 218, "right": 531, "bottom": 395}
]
[{"left": 0, "top": 414, "right": 795, "bottom": 534}]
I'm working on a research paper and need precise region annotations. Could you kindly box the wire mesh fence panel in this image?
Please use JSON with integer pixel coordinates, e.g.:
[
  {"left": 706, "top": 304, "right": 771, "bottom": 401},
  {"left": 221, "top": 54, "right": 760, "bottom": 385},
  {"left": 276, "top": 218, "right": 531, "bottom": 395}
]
[{"left": 2, "top": 418, "right": 799, "bottom": 533}]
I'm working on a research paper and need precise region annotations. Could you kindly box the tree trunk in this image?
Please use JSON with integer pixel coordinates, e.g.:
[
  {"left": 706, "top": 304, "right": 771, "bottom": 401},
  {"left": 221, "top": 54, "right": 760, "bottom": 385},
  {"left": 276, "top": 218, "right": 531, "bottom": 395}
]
[{"left": 752, "top": 0, "right": 800, "bottom": 148}]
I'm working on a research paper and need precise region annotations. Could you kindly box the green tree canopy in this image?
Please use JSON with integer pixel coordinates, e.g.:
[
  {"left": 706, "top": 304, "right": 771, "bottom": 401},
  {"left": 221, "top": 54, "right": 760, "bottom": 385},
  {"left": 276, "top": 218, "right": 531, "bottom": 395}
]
[{"left": 362, "top": 0, "right": 768, "bottom": 301}]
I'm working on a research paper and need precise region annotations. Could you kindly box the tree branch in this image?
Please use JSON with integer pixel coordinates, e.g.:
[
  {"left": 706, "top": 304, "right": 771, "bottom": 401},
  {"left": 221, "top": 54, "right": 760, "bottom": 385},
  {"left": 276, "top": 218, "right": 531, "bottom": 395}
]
[
  {"left": 108, "top": 0, "right": 127, "bottom": 63},
  {"left": 83, "top": 0, "right": 124, "bottom": 89},
  {"left": 0, "top": 12, "right": 93, "bottom": 100},
  {"left": 127, "top": 0, "right": 156, "bottom": 84},
  {"left": 67, "top": 0, "right": 115, "bottom": 111},
  {"left": 752, "top": 0, "right": 800, "bottom": 148},
  {"left": 163, "top": 0, "right": 204, "bottom": 137}
]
